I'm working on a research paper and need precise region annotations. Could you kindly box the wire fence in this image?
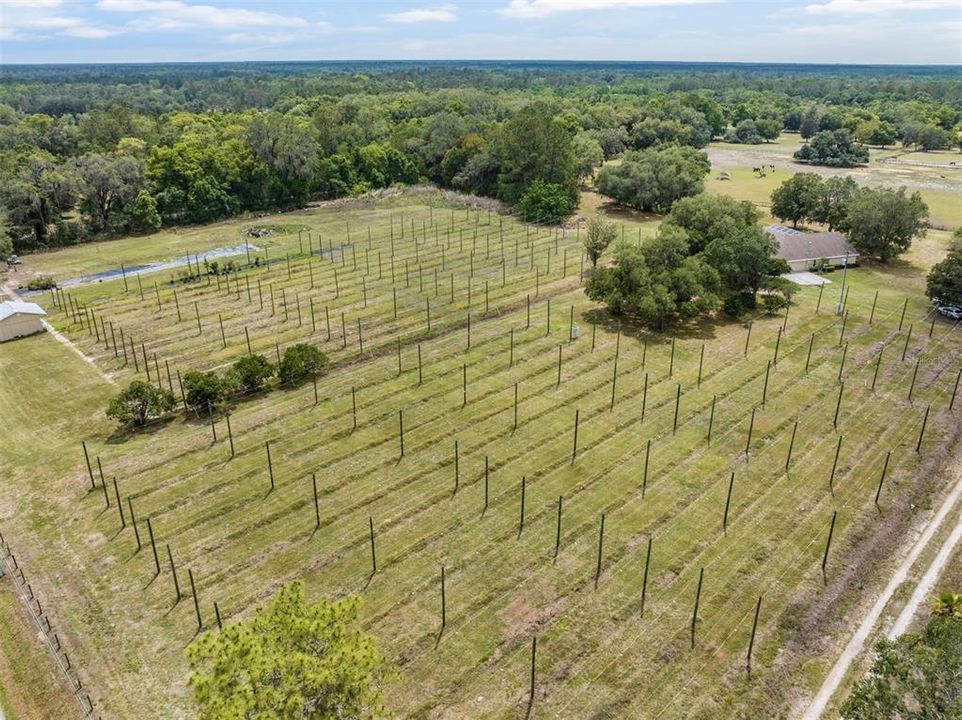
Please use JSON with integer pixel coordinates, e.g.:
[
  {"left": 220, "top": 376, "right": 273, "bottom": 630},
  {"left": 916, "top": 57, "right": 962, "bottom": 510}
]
[{"left": 0, "top": 531, "right": 96, "bottom": 719}]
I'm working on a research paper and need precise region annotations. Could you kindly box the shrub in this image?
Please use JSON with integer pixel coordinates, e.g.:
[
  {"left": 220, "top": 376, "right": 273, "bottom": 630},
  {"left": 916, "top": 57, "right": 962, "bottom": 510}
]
[
  {"left": 232, "top": 353, "right": 275, "bottom": 393},
  {"left": 723, "top": 293, "right": 755, "bottom": 318},
  {"left": 516, "top": 180, "right": 573, "bottom": 225},
  {"left": 107, "top": 380, "right": 176, "bottom": 427},
  {"left": 182, "top": 370, "right": 234, "bottom": 413},
  {"left": 278, "top": 344, "right": 329, "bottom": 386},
  {"left": 25, "top": 275, "right": 57, "bottom": 290}
]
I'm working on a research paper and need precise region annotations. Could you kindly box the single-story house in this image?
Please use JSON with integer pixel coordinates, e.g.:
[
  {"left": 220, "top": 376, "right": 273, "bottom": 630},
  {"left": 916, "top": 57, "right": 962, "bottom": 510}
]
[
  {"left": 766, "top": 225, "right": 859, "bottom": 273},
  {"left": 0, "top": 300, "right": 47, "bottom": 342}
]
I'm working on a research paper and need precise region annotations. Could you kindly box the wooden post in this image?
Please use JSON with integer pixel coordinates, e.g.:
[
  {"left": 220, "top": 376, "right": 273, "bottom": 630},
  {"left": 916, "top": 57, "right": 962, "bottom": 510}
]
[
  {"left": 950, "top": 367, "right": 961, "bottom": 411},
  {"left": 112, "top": 477, "right": 125, "bottom": 528},
  {"left": 528, "top": 636, "right": 537, "bottom": 709},
  {"left": 642, "top": 439, "right": 651, "bottom": 497},
  {"left": 837, "top": 342, "right": 848, "bottom": 383},
  {"left": 745, "top": 408, "right": 755, "bottom": 459},
  {"left": 467, "top": 313, "right": 471, "bottom": 351},
  {"left": 707, "top": 395, "right": 716, "bottom": 446},
  {"left": 816, "top": 282, "right": 824, "bottom": 314},
  {"left": 82, "top": 441, "right": 95, "bottom": 490},
  {"left": 417, "top": 345, "right": 423, "bottom": 385},
  {"left": 829, "top": 435, "right": 842, "bottom": 492},
  {"left": 786, "top": 421, "right": 798, "bottom": 472},
  {"left": 822, "top": 511, "right": 837, "bottom": 581},
  {"left": 902, "top": 324, "right": 913, "bottom": 362},
  {"left": 312, "top": 473, "right": 320, "bottom": 530},
  {"left": 147, "top": 517, "right": 160, "bottom": 574},
  {"left": 398, "top": 410, "right": 405, "bottom": 458},
  {"left": 908, "top": 358, "right": 920, "bottom": 402},
  {"left": 127, "top": 496, "right": 141, "bottom": 550},
  {"left": 218, "top": 314, "right": 226, "bottom": 348},
  {"left": 194, "top": 302, "right": 201, "bottom": 335},
  {"left": 869, "top": 290, "right": 878, "bottom": 324},
  {"left": 189, "top": 568, "right": 202, "bottom": 631},
  {"left": 594, "top": 513, "right": 605, "bottom": 590},
  {"left": 453, "top": 439, "right": 460, "bottom": 493},
  {"left": 518, "top": 476, "right": 526, "bottom": 538},
  {"left": 513, "top": 382, "right": 519, "bottom": 431},
  {"left": 509, "top": 328, "right": 514, "bottom": 367},
  {"left": 97, "top": 457, "right": 109, "bottom": 508},
  {"left": 762, "top": 360, "right": 771, "bottom": 407},
  {"left": 368, "top": 517, "right": 377, "bottom": 575},
  {"left": 640, "top": 536, "right": 652, "bottom": 617},
  {"left": 833, "top": 382, "right": 844, "bottom": 429},
  {"left": 898, "top": 297, "right": 908, "bottom": 332},
  {"left": 838, "top": 310, "right": 848, "bottom": 347},
  {"left": 744, "top": 320, "right": 752, "bottom": 358},
  {"left": 697, "top": 344, "right": 704, "bottom": 387},
  {"left": 876, "top": 452, "right": 891, "bottom": 505},
  {"left": 440, "top": 565, "right": 446, "bottom": 630},
  {"left": 773, "top": 326, "right": 782, "bottom": 367},
  {"left": 556, "top": 344, "right": 562, "bottom": 388},
  {"left": 610, "top": 353, "right": 618, "bottom": 410},
  {"left": 167, "top": 544, "right": 180, "bottom": 602},
  {"left": 746, "top": 596, "right": 762, "bottom": 674},
  {"left": 571, "top": 409, "right": 580, "bottom": 464},
  {"left": 553, "top": 496, "right": 563, "bottom": 561},
  {"left": 641, "top": 372, "right": 648, "bottom": 422},
  {"left": 673, "top": 384, "right": 681, "bottom": 435},
  {"left": 691, "top": 567, "right": 704, "bottom": 650},
  {"left": 916, "top": 405, "right": 930, "bottom": 453},
  {"left": 722, "top": 470, "right": 736, "bottom": 535},
  {"left": 265, "top": 441, "right": 274, "bottom": 490},
  {"left": 669, "top": 336, "right": 675, "bottom": 378},
  {"left": 545, "top": 297, "right": 550, "bottom": 337},
  {"left": 872, "top": 348, "right": 883, "bottom": 392}
]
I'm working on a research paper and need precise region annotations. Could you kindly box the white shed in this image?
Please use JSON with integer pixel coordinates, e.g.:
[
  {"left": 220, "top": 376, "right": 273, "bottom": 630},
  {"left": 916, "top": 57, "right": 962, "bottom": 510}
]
[{"left": 0, "top": 300, "right": 47, "bottom": 342}]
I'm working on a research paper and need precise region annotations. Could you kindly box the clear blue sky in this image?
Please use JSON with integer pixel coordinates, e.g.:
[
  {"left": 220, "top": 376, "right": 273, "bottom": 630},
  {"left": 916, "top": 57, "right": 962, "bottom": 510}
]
[{"left": 1, "top": 0, "right": 959, "bottom": 65}]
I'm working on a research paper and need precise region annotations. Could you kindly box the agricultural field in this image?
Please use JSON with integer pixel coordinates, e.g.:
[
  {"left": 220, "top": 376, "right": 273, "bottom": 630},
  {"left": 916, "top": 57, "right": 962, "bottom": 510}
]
[
  {"left": 1, "top": 193, "right": 961, "bottom": 719},
  {"left": 705, "top": 134, "right": 962, "bottom": 229}
]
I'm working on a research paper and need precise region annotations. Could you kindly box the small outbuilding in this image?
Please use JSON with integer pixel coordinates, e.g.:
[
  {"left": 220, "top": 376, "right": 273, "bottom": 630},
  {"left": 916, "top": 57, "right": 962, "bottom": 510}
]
[
  {"left": 767, "top": 225, "right": 859, "bottom": 273},
  {"left": 0, "top": 300, "right": 47, "bottom": 342}
]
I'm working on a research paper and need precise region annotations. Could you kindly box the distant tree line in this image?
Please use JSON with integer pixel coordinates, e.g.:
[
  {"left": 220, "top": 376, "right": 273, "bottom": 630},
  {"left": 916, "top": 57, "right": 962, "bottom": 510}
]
[{"left": 0, "top": 63, "right": 958, "bottom": 252}]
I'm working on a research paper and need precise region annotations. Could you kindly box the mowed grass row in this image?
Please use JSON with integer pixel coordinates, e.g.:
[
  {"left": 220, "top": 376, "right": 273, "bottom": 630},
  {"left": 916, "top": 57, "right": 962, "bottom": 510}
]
[
  {"left": 45, "top": 208, "right": 588, "bottom": 385},
  {"left": 66, "top": 259, "right": 962, "bottom": 718}
]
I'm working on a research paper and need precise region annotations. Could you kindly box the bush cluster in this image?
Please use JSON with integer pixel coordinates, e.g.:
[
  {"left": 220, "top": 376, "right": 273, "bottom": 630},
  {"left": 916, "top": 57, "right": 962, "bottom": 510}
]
[{"left": 107, "top": 343, "right": 329, "bottom": 427}]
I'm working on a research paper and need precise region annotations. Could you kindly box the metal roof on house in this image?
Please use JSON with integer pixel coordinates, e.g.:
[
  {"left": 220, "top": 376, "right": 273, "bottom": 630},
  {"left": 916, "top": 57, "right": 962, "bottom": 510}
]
[
  {"left": 766, "top": 225, "right": 858, "bottom": 263},
  {"left": 0, "top": 300, "right": 47, "bottom": 322}
]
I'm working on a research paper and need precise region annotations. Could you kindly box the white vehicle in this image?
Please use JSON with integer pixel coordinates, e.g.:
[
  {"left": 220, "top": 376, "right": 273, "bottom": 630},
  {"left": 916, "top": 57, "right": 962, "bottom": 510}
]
[{"left": 937, "top": 305, "right": 962, "bottom": 320}]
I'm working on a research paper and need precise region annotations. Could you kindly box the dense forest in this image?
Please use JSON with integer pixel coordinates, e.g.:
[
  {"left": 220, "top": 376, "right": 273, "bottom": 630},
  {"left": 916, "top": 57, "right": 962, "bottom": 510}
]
[{"left": 0, "top": 61, "right": 960, "bottom": 254}]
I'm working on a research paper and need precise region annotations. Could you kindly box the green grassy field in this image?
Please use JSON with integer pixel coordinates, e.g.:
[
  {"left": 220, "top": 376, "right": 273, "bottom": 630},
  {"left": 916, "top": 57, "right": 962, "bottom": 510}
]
[{"left": 1, "top": 195, "right": 961, "bottom": 718}]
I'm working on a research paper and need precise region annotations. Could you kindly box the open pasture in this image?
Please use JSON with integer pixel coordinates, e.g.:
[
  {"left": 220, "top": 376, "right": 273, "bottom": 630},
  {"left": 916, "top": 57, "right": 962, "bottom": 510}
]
[{"left": 3, "top": 198, "right": 962, "bottom": 719}]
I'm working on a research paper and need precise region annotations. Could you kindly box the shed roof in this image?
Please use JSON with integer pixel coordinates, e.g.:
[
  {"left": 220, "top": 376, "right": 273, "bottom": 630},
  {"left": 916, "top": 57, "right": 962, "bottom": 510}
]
[
  {"left": 766, "top": 225, "right": 858, "bottom": 263},
  {"left": 0, "top": 300, "right": 47, "bottom": 322}
]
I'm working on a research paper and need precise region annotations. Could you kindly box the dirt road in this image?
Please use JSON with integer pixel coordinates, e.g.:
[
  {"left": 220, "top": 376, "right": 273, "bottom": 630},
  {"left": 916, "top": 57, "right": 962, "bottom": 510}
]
[{"left": 801, "top": 460, "right": 962, "bottom": 718}]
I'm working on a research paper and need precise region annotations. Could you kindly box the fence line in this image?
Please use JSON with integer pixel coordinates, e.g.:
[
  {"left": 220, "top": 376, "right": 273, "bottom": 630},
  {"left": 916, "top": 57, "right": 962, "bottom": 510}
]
[{"left": 0, "top": 531, "right": 96, "bottom": 719}]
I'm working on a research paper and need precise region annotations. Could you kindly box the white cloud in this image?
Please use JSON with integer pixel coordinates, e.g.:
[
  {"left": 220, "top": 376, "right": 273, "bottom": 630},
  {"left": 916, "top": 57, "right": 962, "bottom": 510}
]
[
  {"left": 499, "top": 0, "right": 718, "bottom": 18},
  {"left": 0, "top": 11, "right": 118, "bottom": 41},
  {"left": 96, "top": 0, "right": 310, "bottom": 28},
  {"left": 383, "top": 4, "right": 457, "bottom": 23},
  {"left": 96, "top": 0, "right": 182, "bottom": 10},
  {"left": 62, "top": 25, "right": 119, "bottom": 38},
  {"left": 3, "top": 0, "right": 63, "bottom": 6},
  {"left": 805, "top": 0, "right": 959, "bottom": 13}
]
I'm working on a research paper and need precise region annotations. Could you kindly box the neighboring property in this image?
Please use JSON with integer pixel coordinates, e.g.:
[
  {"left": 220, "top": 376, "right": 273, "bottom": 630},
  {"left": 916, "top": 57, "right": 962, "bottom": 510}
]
[
  {"left": 766, "top": 224, "right": 859, "bottom": 273},
  {"left": 0, "top": 300, "right": 47, "bottom": 342}
]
